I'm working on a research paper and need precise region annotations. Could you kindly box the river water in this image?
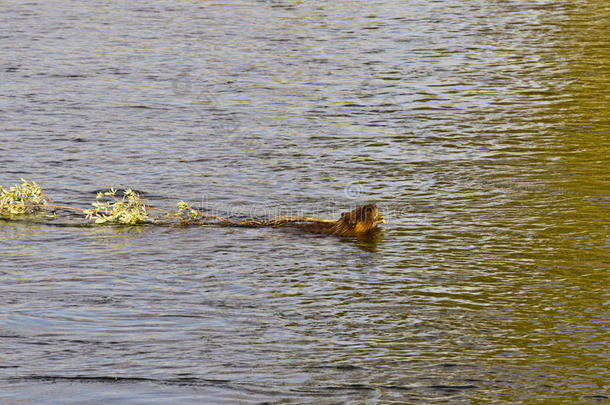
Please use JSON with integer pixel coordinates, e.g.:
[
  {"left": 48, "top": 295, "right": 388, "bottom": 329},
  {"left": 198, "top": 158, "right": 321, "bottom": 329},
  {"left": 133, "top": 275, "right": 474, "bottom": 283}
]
[{"left": 1, "top": 0, "right": 608, "bottom": 403}]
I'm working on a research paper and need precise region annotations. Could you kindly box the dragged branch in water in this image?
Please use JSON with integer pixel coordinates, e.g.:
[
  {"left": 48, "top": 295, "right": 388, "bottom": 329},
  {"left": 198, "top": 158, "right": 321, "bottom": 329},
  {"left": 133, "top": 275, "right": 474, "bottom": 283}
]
[{"left": 0, "top": 180, "right": 329, "bottom": 227}]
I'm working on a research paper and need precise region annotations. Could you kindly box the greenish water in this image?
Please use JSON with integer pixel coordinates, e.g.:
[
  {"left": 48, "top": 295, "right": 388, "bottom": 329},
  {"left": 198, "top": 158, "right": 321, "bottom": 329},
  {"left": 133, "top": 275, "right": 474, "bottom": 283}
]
[{"left": 1, "top": 0, "right": 608, "bottom": 403}]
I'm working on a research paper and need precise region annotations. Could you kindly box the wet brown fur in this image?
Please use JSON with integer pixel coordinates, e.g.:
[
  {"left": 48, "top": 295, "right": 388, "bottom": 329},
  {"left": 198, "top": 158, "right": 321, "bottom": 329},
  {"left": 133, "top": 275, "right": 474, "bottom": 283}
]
[{"left": 293, "top": 204, "right": 384, "bottom": 237}]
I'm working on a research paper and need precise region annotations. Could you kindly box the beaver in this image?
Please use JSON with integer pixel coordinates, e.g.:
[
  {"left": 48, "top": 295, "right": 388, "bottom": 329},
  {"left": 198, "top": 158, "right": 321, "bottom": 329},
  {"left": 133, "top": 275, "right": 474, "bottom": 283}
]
[
  {"left": 292, "top": 204, "right": 385, "bottom": 237},
  {"left": 173, "top": 202, "right": 385, "bottom": 237}
]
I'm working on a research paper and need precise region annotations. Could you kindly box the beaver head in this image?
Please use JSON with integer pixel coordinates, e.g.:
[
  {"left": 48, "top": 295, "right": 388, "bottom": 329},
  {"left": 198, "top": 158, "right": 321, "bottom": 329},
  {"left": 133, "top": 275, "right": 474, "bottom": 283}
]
[{"left": 331, "top": 204, "right": 385, "bottom": 237}]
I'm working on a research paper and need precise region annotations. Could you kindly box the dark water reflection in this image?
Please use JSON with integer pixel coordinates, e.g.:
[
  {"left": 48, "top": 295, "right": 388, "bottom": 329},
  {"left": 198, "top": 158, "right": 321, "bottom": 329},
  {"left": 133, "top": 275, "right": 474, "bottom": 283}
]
[{"left": 1, "top": 0, "right": 608, "bottom": 403}]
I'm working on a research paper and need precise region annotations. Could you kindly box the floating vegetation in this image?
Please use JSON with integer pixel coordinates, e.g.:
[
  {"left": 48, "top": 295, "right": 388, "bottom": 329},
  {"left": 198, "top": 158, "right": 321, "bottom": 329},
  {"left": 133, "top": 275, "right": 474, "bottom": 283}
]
[
  {"left": 0, "top": 179, "right": 50, "bottom": 217},
  {"left": 0, "top": 180, "right": 384, "bottom": 237},
  {"left": 83, "top": 189, "right": 149, "bottom": 225},
  {"left": 176, "top": 200, "right": 201, "bottom": 224},
  {"left": 0, "top": 179, "right": 322, "bottom": 227}
]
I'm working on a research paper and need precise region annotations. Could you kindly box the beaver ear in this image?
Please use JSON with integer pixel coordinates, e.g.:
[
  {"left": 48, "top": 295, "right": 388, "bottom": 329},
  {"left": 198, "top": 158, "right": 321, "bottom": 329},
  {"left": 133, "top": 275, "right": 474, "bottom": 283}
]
[{"left": 340, "top": 212, "right": 355, "bottom": 226}]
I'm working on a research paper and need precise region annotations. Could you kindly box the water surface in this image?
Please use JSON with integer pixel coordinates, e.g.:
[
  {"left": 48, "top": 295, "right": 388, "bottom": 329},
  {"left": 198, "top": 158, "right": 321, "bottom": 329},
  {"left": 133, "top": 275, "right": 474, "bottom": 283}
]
[{"left": 1, "top": 0, "right": 608, "bottom": 403}]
